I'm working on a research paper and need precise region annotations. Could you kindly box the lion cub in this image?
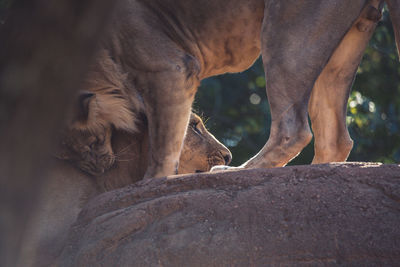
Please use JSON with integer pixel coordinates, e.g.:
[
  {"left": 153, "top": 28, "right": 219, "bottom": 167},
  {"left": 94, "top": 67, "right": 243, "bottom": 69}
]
[{"left": 57, "top": 49, "right": 231, "bottom": 177}]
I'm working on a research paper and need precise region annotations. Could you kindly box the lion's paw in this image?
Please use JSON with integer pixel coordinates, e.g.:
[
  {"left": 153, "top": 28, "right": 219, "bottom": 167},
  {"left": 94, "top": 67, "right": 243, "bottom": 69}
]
[{"left": 210, "top": 165, "right": 243, "bottom": 172}]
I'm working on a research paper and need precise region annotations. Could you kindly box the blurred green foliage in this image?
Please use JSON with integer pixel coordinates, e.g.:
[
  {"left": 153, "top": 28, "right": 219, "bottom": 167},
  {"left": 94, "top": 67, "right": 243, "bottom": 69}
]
[{"left": 195, "top": 8, "right": 400, "bottom": 166}]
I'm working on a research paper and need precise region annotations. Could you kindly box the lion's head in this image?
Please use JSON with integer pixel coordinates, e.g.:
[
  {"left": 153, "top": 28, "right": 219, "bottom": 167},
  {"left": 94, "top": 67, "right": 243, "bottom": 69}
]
[
  {"left": 55, "top": 92, "right": 115, "bottom": 175},
  {"left": 179, "top": 113, "right": 231, "bottom": 173}
]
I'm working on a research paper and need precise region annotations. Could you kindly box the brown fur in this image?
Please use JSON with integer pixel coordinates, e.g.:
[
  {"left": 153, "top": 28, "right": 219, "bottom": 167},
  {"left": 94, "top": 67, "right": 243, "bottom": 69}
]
[{"left": 75, "top": 49, "right": 143, "bottom": 133}]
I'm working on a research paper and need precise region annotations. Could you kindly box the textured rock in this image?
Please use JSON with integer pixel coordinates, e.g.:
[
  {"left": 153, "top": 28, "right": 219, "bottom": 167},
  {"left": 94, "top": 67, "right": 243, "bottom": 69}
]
[{"left": 58, "top": 163, "right": 400, "bottom": 266}]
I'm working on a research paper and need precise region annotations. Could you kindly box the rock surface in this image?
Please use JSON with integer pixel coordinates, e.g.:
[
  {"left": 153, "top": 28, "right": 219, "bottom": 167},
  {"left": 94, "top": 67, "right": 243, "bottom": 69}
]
[{"left": 58, "top": 163, "right": 400, "bottom": 266}]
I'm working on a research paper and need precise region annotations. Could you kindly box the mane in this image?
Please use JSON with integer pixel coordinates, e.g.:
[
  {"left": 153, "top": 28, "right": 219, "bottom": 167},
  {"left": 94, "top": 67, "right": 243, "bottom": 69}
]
[{"left": 77, "top": 49, "right": 144, "bottom": 133}]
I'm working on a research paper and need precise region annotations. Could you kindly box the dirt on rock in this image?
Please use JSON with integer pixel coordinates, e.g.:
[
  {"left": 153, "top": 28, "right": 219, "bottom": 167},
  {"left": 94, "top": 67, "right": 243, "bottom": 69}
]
[{"left": 57, "top": 163, "right": 400, "bottom": 266}]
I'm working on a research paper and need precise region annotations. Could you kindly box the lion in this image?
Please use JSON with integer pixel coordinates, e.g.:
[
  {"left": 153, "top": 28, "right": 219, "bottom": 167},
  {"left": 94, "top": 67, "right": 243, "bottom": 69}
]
[
  {"left": 77, "top": 0, "right": 398, "bottom": 179},
  {"left": 56, "top": 48, "right": 231, "bottom": 178}
]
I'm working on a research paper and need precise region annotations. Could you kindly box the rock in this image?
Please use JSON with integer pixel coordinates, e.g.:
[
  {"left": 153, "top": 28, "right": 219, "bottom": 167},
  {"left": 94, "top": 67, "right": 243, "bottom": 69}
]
[{"left": 58, "top": 163, "right": 400, "bottom": 266}]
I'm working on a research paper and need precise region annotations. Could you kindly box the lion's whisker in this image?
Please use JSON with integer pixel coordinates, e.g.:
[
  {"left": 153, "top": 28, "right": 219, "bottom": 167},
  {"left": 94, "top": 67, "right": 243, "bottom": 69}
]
[
  {"left": 115, "top": 158, "right": 135, "bottom": 162},
  {"left": 115, "top": 143, "right": 135, "bottom": 156}
]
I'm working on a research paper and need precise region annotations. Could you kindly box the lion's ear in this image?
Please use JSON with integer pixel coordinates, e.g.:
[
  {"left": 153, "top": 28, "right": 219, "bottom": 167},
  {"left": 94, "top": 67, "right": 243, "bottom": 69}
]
[{"left": 77, "top": 91, "right": 95, "bottom": 122}]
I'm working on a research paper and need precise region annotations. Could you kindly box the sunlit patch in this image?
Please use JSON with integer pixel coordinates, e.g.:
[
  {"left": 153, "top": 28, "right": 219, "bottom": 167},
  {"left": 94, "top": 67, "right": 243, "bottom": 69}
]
[
  {"left": 349, "top": 100, "right": 357, "bottom": 108},
  {"left": 346, "top": 116, "right": 354, "bottom": 125},
  {"left": 222, "top": 129, "right": 242, "bottom": 147},
  {"left": 354, "top": 91, "right": 364, "bottom": 105},
  {"left": 255, "top": 76, "right": 266, "bottom": 88},
  {"left": 368, "top": 102, "right": 376, "bottom": 113},
  {"left": 249, "top": 93, "right": 261, "bottom": 105}
]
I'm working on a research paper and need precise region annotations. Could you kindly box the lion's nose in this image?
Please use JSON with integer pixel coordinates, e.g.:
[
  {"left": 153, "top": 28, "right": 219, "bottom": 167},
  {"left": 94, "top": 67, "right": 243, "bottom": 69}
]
[{"left": 222, "top": 151, "right": 232, "bottom": 165}]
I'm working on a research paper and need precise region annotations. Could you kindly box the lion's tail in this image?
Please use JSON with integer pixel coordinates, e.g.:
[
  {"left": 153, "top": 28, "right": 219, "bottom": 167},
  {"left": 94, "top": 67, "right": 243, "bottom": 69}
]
[{"left": 386, "top": 0, "right": 400, "bottom": 58}]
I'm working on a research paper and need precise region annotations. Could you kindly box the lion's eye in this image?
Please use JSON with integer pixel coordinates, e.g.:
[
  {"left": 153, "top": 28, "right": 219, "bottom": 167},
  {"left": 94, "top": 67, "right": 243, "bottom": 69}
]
[
  {"left": 191, "top": 122, "right": 202, "bottom": 135},
  {"left": 87, "top": 136, "right": 98, "bottom": 148}
]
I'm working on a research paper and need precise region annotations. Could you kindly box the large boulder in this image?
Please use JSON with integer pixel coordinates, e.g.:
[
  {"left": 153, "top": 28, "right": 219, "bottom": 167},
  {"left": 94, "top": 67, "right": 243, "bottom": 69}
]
[{"left": 58, "top": 163, "right": 400, "bottom": 266}]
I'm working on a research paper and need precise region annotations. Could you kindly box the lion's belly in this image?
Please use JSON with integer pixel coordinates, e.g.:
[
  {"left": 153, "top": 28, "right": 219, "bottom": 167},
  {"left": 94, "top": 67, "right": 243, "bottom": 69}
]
[
  {"left": 199, "top": 38, "right": 262, "bottom": 78},
  {"left": 187, "top": 0, "right": 265, "bottom": 78},
  {"left": 114, "top": 0, "right": 264, "bottom": 78}
]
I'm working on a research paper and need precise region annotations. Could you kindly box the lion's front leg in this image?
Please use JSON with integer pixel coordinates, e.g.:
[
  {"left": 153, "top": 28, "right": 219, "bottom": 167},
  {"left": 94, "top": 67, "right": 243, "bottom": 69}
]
[{"left": 140, "top": 66, "right": 199, "bottom": 179}]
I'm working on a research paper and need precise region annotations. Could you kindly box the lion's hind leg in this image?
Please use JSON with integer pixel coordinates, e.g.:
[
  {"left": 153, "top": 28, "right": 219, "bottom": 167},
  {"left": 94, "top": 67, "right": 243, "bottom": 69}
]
[{"left": 309, "top": 0, "right": 382, "bottom": 164}]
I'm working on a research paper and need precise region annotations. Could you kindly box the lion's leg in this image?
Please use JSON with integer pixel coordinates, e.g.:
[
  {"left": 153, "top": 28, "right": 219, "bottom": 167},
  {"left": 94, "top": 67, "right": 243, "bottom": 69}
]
[
  {"left": 241, "top": 0, "right": 366, "bottom": 169},
  {"left": 139, "top": 59, "right": 199, "bottom": 179},
  {"left": 309, "top": 1, "right": 382, "bottom": 164}
]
